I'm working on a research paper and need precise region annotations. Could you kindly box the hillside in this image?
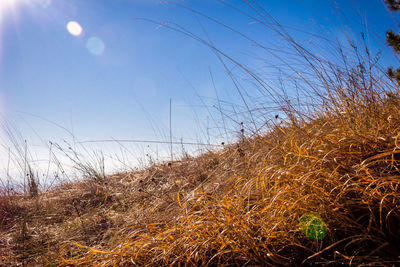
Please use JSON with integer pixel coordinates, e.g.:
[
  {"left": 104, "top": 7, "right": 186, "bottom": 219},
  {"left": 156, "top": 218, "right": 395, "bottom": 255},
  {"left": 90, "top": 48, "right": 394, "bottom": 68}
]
[
  {"left": 2, "top": 1, "right": 400, "bottom": 265},
  {"left": 1, "top": 81, "right": 400, "bottom": 265}
]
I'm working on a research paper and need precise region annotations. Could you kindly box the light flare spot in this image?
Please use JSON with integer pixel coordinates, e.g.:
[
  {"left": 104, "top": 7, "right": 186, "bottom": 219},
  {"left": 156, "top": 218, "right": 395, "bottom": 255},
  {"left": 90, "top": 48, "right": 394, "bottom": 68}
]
[
  {"left": 86, "top": 37, "right": 105, "bottom": 55},
  {"left": 66, "top": 21, "right": 83, "bottom": 36},
  {"left": 299, "top": 213, "right": 327, "bottom": 240}
]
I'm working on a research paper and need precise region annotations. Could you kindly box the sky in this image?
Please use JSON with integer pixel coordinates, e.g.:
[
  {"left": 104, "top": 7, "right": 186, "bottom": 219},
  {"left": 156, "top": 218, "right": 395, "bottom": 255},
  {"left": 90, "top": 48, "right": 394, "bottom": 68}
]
[{"left": 0, "top": 0, "right": 398, "bottom": 186}]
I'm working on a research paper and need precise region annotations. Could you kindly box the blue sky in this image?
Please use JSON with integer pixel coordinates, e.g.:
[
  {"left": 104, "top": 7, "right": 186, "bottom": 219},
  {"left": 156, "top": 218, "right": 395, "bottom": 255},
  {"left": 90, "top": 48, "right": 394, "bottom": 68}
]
[{"left": 0, "top": 0, "right": 398, "bottom": 182}]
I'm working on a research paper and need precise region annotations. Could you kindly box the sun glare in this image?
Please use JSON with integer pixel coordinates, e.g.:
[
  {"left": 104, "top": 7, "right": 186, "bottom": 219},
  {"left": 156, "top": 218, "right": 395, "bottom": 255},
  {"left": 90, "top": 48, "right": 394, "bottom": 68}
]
[
  {"left": 0, "top": 0, "right": 20, "bottom": 14},
  {"left": 67, "top": 21, "right": 83, "bottom": 36}
]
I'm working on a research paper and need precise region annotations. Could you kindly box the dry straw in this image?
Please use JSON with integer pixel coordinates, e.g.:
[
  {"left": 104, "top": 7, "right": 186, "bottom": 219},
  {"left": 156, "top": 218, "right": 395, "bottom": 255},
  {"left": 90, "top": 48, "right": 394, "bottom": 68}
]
[
  {"left": 2, "top": 1, "right": 400, "bottom": 266},
  {"left": 57, "top": 1, "right": 400, "bottom": 265},
  {"left": 59, "top": 57, "right": 400, "bottom": 265}
]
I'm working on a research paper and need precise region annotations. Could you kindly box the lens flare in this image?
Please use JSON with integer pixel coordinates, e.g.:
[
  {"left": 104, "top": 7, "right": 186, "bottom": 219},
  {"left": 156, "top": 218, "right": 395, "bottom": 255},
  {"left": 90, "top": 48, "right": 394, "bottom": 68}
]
[
  {"left": 299, "top": 213, "right": 327, "bottom": 240},
  {"left": 66, "top": 21, "right": 83, "bottom": 36},
  {"left": 86, "top": 37, "right": 105, "bottom": 55}
]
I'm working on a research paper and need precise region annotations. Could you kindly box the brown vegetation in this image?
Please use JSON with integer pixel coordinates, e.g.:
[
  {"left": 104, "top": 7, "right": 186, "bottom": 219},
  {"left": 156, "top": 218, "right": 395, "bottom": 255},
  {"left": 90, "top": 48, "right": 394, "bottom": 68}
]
[
  {"left": 2, "top": 2, "right": 400, "bottom": 266},
  {"left": 2, "top": 76, "right": 400, "bottom": 265}
]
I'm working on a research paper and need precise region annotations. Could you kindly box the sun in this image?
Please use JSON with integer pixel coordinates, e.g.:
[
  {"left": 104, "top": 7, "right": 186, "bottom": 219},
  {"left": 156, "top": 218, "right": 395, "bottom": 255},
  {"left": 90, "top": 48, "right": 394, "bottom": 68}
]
[
  {"left": 0, "top": 0, "right": 25, "bottom": 21},
  {"left": 0, "top": 0, "right": 24, "bottom": 57},
  {"left": 0, "top": 0, "right": 19, "bottom": 11}
]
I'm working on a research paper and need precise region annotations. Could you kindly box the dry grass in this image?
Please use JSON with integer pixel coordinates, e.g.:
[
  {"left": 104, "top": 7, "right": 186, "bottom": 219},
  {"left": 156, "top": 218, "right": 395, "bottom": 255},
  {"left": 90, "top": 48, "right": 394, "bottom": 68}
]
[
  {"left": 2, "top": 61, "right": 400, "bottom": 266},
  {"left": 2, "top": 74, "right": 396, "bottom": 265},
  {"left": 2, "top": 85, "right": 400, "bottom": 265},
  {"left": 0, "top": 145, "right": 253, "bottom": 265},
  {"left": 53, "top": 84, "right": 400, "bottom": 266},
  {"left": 2, "top": 2, "right": 400, "bottom": 266}
]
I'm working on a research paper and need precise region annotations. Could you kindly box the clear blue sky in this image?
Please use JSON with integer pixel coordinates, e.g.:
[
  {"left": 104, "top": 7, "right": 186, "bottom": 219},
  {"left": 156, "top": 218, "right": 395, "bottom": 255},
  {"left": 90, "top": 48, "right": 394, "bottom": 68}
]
[{"left": 0, "top": 0, "right": 398, "bottom": 181}]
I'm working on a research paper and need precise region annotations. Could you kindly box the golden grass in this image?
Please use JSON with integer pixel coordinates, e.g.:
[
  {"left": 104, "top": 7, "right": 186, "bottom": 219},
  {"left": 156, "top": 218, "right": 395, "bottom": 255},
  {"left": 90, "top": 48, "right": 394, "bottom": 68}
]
[
  {"left": 2, "top": 15, "right": 400, "bottom": 264},
  {"left": 52, "top": 85, "right": 400, "bottom": 265},
  {"left": 2, "top": 72, "right": 400, "bottom": 265}
]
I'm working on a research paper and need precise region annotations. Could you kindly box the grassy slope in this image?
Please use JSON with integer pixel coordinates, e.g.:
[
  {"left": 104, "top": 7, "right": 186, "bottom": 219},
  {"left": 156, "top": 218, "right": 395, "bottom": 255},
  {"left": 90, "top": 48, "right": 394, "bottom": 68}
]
[
  {"left": 0, "top": 143, "right": 257, "bottom": 266},
  {"left": 2, "top": 5, "right": 400, "bottom": 263},
  {"left": 1, "top": 85, "right": 400, "bottom": 266}
]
